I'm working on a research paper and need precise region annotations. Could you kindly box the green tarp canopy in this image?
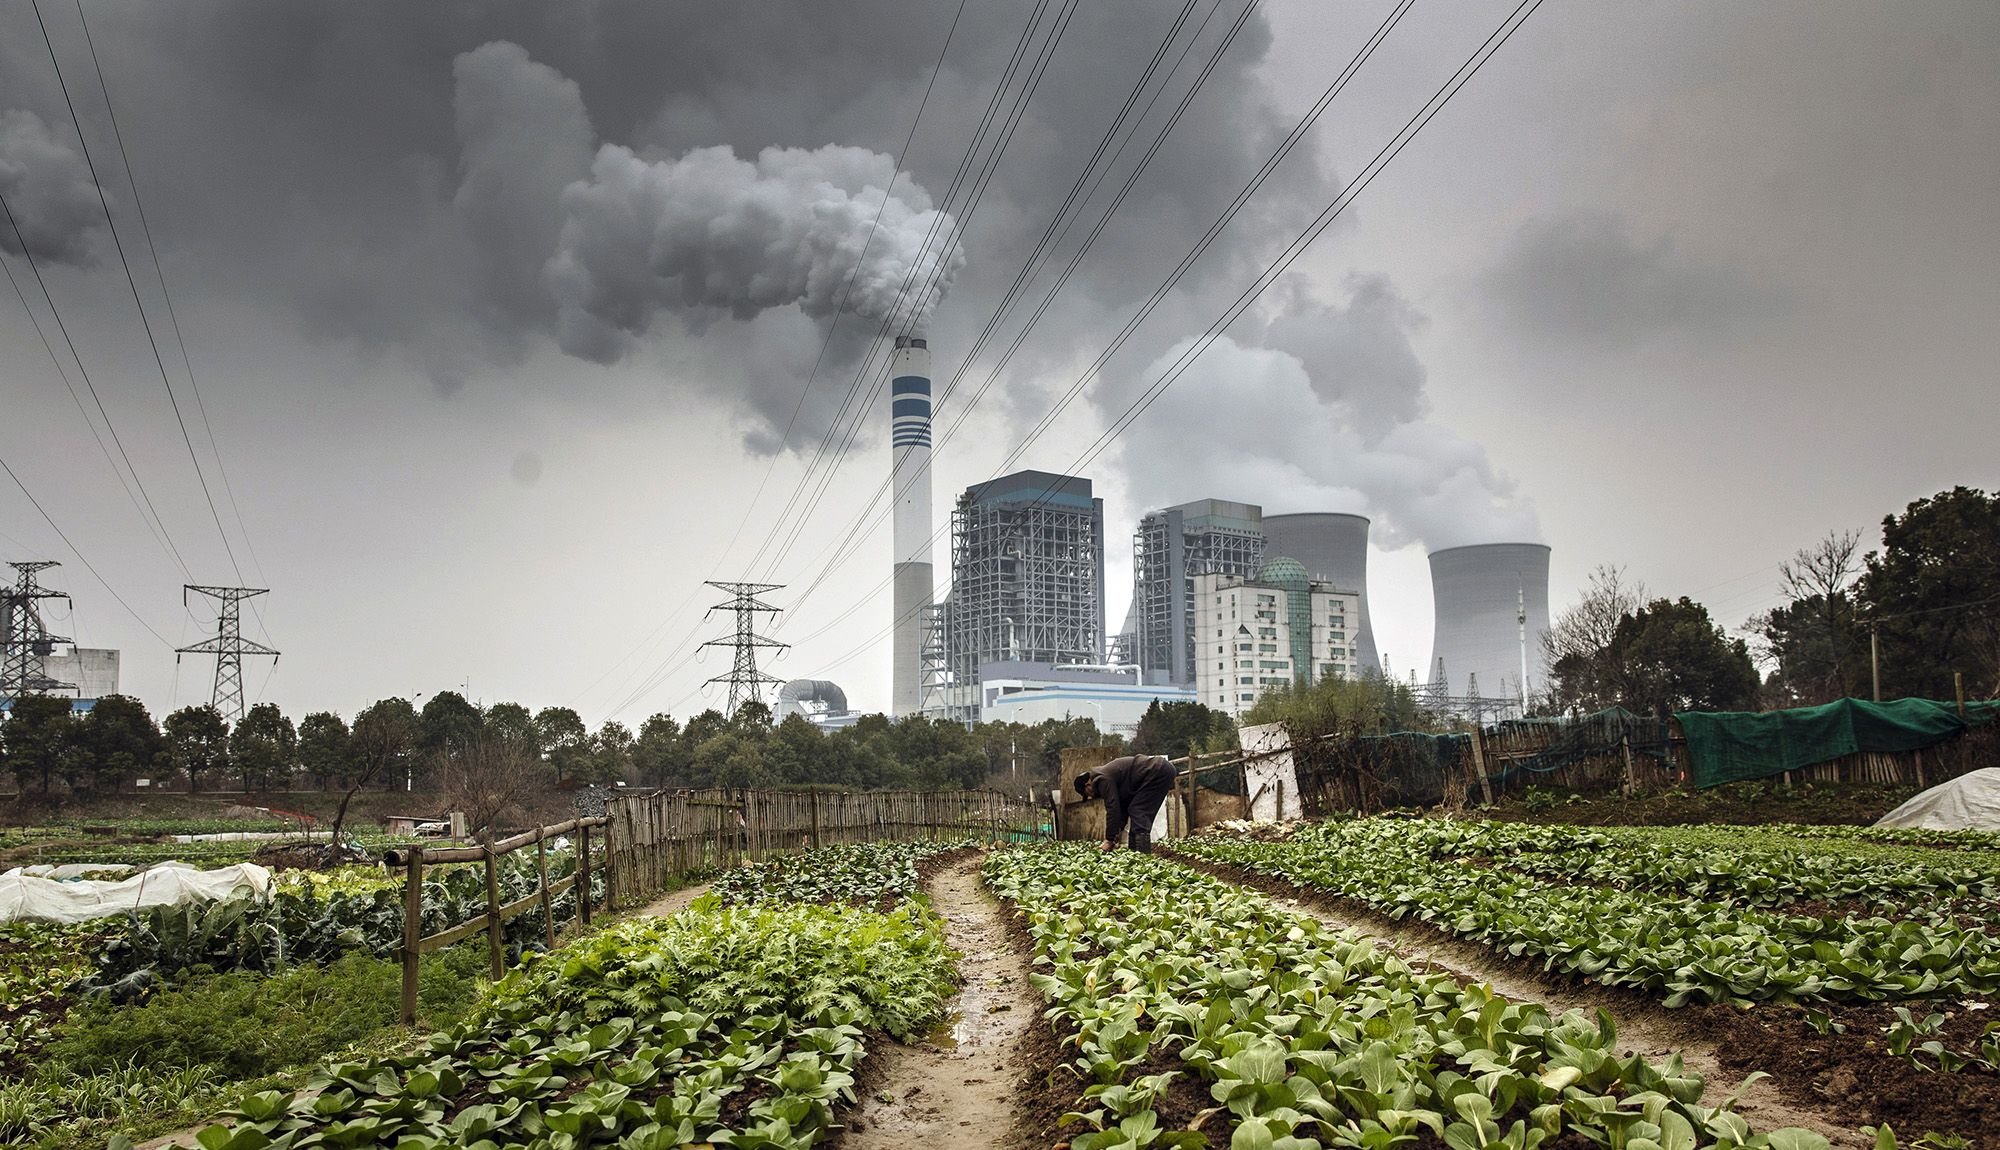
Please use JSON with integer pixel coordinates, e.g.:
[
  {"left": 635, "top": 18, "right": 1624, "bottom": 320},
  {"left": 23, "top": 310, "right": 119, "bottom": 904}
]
[{"left": 1677, "top": 697, "right": 2000, "bottom": 788}]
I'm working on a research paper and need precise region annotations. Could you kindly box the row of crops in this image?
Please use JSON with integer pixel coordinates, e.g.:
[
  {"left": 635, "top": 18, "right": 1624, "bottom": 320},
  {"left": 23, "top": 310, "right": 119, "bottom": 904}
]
[
  {"left": 165, "top": 841, "right": 970, "bottom": 1150},
  {"left": 988, "top": 845, "right": 1825, "bottom": 1150},
  {"left": 1174, "top": 819, "right": 2000, "bottom": 1008}
]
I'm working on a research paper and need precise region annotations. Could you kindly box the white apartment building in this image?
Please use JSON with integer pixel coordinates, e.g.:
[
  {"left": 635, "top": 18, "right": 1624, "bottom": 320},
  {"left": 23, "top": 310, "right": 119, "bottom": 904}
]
[{"left": 1193, "top": 557, "right": 1361, "bottom": 718}]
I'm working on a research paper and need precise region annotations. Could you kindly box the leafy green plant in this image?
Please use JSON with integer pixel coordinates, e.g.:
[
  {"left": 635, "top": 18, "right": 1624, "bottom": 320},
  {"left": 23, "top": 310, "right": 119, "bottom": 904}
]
[{"left": 986, "top": 843, "right": 1829, "bottom": 1149}]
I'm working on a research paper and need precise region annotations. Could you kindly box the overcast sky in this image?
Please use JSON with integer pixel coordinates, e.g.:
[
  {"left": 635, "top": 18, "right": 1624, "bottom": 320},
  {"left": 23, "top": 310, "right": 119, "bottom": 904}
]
[{"left": 3, "top": 0, "right": 1995, "bottom": 726}]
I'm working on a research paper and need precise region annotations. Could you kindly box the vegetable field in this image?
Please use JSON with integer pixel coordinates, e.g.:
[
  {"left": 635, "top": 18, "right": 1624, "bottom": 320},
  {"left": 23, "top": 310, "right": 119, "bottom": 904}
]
[{"left": 14, "top": 818, "right": 2000, "bottom": 1149}]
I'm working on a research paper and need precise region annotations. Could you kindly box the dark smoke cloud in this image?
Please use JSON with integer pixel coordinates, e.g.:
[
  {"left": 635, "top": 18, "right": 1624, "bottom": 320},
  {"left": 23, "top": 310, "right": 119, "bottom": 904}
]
[
  {"left": 545, "top": 142, "right": 961, "bottom": 363},
  {"left": 0, "top": 109, "right": 104, "bottom": 264}
]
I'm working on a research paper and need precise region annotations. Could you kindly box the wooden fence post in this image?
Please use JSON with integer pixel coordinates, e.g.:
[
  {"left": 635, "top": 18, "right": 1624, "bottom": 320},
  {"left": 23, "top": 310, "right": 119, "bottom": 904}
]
[
  {"left": 810, "top": 787, "right": 822, "bottom": 848},
  {"left": 1469, "top": 725, "right": 1494, "bottom": 807},
  {"left": 578, "top": 821, "right": 593, "bottom": 926},
  {"left": 400, "top": 848, "right": 423, "bottom": 1025},
  {"left": 534, "top": 828, "right": 556, "bottom": 950},
  {"left": 1620, "top": 733, "right": 1635, "bottom": 797},
  {"left": 482, "top": 845, "right": 505, "bottom": 982}
]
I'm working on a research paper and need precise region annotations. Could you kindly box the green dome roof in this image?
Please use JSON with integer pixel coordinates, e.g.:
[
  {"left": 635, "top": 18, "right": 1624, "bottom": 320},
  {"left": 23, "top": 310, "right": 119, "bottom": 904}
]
[{"left": 1258, "top": 556, "right": 1309, "bottom": 587}]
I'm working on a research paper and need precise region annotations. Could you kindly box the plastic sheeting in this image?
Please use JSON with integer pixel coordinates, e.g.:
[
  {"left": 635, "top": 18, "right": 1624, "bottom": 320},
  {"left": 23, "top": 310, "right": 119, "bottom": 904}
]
[
  {"left": 0, "top": 860, "right": 273, "bottom": 924},
  {"left": 1875, "top": 768, "right": 2000, "bottom": 831},
  {"left": 1678, "top": 698, "right": 2000, "bottom": 788}
]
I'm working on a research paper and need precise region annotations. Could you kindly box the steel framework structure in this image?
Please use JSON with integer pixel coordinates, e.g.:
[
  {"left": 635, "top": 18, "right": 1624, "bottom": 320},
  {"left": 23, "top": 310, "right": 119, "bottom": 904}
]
[
  {"left": 699, "top": 581, "right": 789, "bottom": 716},
  {"left": 1, "top": 561, "right": 73, "bottom": 702},
  {"left": 1132, "top": 502, "right": 1264, "bottom": 687},
  {"left": 176, "top": 585, "right": 278, "bottom": 723},
  {"left": 943, "top": 475, "right": 1104, "bottom": 701}
]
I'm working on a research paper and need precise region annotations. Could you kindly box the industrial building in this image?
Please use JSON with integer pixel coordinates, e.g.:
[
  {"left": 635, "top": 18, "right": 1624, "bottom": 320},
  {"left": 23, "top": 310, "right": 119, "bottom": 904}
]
[
  {"left": 41, "top": 648, "right": 120, "bottom": 700},
  {"left": 1132, "top": 499, "right": 1265, "bottom": 687},
  {"left": 1193, "top": 557, "right": 1362, "bottom": 719},
  {"left": 1426, "top": 542, "right": 1551, "bottom": 711},
  {"left": 975, "top": 660, "right": 1192, "bottom": 736},
  {"left": 775, "top": 678, "right": 861, "bottom": 731},
  {"left": 1261, "top": 512, "right": 1380, "bottom": 671},
  {"left": 922, "top": 469, "right": 1106, "bottom": 723},
  {"left": 889, "top": 336, "right": 933, "bottom": 718}
]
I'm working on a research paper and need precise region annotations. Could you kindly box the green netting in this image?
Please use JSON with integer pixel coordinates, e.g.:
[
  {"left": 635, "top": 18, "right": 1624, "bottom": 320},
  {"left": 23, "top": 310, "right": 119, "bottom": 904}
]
[
  {"left": 1482, "top": 706, "right": 1674, "bottom": 783},
  {"left": 1677, "top": 697, "right": 2000, "bottom": 788}
]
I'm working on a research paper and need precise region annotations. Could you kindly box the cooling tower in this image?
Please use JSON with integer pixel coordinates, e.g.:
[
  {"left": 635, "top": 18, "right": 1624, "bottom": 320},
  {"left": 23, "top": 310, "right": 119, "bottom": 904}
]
[
  {"left": 890, "top": 336, "right": 933, "bottom": 717},
  {"left": 1427, "top": 543, "right": 1551, "bottom": 705},
  {"left": 1261, "top": 513, "right": 1379, "bottom": 671}
]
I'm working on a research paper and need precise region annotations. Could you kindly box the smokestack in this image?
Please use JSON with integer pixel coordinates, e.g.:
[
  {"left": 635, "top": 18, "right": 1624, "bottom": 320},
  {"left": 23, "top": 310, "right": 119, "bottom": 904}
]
[{"left": 891, "top": 336, "right": 933, "bottom": 717}]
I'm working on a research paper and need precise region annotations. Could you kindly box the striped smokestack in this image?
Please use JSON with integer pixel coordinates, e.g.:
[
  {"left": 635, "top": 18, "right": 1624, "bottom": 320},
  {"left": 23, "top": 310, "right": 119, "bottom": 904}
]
[{"left": 890, "top": 336, "right": 932, "bottom": 717}]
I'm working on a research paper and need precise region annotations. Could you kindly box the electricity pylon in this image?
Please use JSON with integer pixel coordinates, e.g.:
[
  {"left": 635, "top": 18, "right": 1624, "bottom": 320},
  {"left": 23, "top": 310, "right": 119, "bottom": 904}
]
[
  {"left": 1, "top": 561, "right": 73, "bottom": 702},
  {"left": 176, "top": 585, "right": 278, "bottom": 723},
  {"left": 699, "top": 581, "right": 788, "bottom": 716}
]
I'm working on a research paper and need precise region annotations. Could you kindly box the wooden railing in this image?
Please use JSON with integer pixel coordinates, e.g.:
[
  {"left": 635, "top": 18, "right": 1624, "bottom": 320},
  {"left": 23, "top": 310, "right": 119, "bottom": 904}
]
[
  {"left": 601, "top": 787, "right": 1048, "bottom": 906},
  {"left": 381, "top": 816, "right": 607, "bottom": 1023}
]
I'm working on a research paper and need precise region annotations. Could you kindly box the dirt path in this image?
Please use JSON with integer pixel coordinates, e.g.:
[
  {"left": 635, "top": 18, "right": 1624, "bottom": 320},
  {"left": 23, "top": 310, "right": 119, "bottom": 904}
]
[
  {"left": 1180, "top": 858, "right": 1862, "bottom": 1148},
  {"left": 635, "top": 879, "right": 712, "bottom": 918},
  {"left": 840, "top": 853, "right": 1038, "bottom": 1149}
]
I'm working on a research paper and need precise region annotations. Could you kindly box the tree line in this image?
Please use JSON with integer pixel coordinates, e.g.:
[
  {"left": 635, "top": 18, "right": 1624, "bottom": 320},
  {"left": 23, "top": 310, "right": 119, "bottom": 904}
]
[{"left": 1543, "top": 485, "right": 2000, "bottom": 715}]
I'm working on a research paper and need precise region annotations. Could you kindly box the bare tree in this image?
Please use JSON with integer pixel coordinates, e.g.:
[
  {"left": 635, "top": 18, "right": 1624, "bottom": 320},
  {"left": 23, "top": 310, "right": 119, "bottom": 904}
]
[
  {"left": 1780, "top": 529, "right": 1862, "bottom": 604},
  {"left": 438, "top": 735, "right": 547, "bottom": 841},
  {"left": 333, "top": 697, "right": 419, "bottom": 848},
  {"left": 1542, "top": 565, "right": 1646, "bottom": 712}
]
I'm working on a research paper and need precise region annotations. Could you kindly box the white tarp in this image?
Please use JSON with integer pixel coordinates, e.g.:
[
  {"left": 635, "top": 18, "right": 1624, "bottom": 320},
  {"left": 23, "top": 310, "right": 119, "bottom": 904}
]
[
  {"left": 1875, "top": 767, "right": 2000, "bottom": 831},
  {"left": 0, "top": 861, "right": 273, "bottom": 924}
]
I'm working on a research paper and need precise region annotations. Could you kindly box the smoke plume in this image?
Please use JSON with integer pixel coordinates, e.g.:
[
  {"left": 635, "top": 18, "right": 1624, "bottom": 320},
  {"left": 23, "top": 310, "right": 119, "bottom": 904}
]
[
  {"left": 1106, "top": 275, "right": 1541, "bottom": 551},
  {"left": 545, "top": 142, "right": 963, "bottom": 364},
  {"left": 0, "top": 109, "right": 104, "bottom": 265}
]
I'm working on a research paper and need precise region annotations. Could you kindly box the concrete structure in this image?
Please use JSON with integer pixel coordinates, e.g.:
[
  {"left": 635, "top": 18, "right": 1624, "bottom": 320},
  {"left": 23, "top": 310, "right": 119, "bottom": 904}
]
[
  {"left": 42, "top": 648, "right": 119, "bottom": 699},
  {"left": 975, "top": 660, "right": 1192, "bottom": 736},
  {"left": 890, "top": 336, "right": 934, "bottom": 718},
  {"left": 1193, "top": 557, "right": 1362, "bottom": 719},
  {"left": 1427, "top": 543, "right": 1551, "bottom": 709},
  {"left": 1260, "top": 513, "right": 1380, "bottom": 671},
  {"left": 932, "top": 470, "right": 1106, "bottom": 723},
  {"left": 1132, "top": 499, "right": 1265, "bottom": 687},
  {"left": 775, "top": 678, "right": 860, "bottom": 731}
]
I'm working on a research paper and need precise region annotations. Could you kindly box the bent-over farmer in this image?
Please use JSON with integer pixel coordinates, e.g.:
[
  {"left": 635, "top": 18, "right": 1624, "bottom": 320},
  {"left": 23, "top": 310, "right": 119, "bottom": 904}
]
[{"left": 1073, "top": 754, "right": 1176, "bottom": 853}]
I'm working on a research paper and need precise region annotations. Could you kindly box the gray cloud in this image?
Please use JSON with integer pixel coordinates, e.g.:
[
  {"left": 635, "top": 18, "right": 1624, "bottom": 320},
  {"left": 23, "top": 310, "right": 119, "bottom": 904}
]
[
  {"left": 1107, "top": 276, "right": 1539, "bottom": 551},
  {"left": 0, "top": 108, "right": 104, "bottom": 264},
  {"left": 1481, "top": 208, "right": 1787, "bottom": 347}
]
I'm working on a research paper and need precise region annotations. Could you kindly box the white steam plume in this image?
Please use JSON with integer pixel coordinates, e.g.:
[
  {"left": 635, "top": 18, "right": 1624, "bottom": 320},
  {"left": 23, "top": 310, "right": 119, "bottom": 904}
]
[
  {"left": 545, "top": 142, "right": 963, "bottom": 364},
  {"left": 1106, "top": 275, "right": 1540, "bottom": 551}
]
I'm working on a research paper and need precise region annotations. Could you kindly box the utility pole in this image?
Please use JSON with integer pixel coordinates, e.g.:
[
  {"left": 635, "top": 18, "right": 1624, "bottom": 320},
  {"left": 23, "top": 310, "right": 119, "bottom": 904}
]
[
  {"left": 176, "top": 586, "right": 279, "bottom": 723},
  {"left": 1, "top": 561, "right": 73, "bottom": 703},
  {"left": 1869, "top": 623, "right": 1881, "bottom": 703},
  {"left": 699, "top": 581, "right": 788, "bottom": 716}
]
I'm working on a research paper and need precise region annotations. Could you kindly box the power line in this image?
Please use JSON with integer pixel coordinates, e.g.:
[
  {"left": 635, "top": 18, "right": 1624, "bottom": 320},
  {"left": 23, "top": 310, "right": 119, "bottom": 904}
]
[
  {"left": 70, "top": 0, "right": 269, "bottom": 594},
  {"left": 780, "top": 0, "right": 1415, "bottom": 631},
  {"left": 31, "top": 0, "right": 248, "bottom": 589},
  {"left": 801, "top": 0, "right": 1543, "bottom": 682},
  {"left": 0, "top": 453, "right": 172, "bottom": 646},
  {"left": 602, "top": 0, "right": 1069, "bottom": 718},
  {"left": 0, "top": 239, "right": 188, "bottom": 575}
]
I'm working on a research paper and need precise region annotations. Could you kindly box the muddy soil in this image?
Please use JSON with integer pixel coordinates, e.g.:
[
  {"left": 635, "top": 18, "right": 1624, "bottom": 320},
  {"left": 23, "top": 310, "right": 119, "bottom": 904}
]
[
  {"left": 840, "top": 853, "right": 1039, "bottom": 1150},
  {"left": 1176, "top": 855, "right": 1867, "bottom": 1148}
]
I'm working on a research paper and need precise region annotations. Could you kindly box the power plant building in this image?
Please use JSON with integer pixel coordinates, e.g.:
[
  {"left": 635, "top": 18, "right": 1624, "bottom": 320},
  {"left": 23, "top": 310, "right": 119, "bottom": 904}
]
[
  {"left": 926, "top": 470, "right": 1105, "bottom": 721},
  {"left": 1132, "top": 499, "right": 1265, "bottom": 687},
  {"left": 1260, "top": 513, "right": 1380, "bottom": 672},
  {"left": 1194, "top": 557, "right": 1361, "bottom": 719},
  {"left": 1426, "top": 542, "right": 1551, "bottom": 709},
  {"left": 889, "top": 337, "right": 933, "bottom": 717}
]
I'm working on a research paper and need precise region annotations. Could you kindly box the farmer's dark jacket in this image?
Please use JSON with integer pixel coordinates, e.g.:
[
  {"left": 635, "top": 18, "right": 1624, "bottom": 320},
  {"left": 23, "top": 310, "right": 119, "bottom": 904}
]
[{"left": 1082, "top": 755, "right": 1174, "bottom": 840}]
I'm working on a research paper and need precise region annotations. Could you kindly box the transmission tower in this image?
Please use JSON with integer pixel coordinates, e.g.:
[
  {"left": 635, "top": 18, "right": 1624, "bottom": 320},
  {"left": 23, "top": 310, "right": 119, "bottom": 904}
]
[
  {"left": 699, "top": 581, "right": 788, "bottom": 716},
  {"left": 1, "top": 561, "right": 74, "bottom": 703},
  {"left": 176, "top": 585, "right": 278, "bottom": 723}
]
